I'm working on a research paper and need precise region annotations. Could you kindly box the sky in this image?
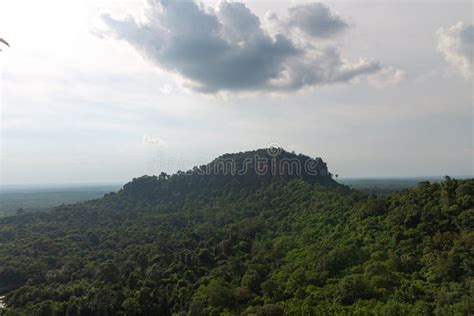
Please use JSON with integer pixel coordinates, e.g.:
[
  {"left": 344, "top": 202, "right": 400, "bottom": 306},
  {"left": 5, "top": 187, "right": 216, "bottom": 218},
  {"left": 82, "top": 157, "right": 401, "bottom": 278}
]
[{"left": 0, "top": 0, "right": 473, "bottom": 185}]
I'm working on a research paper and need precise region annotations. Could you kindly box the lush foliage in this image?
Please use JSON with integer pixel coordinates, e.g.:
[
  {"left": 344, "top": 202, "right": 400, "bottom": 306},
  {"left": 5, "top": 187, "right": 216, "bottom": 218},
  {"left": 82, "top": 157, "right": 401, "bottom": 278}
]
[{"left": 0, "top": 150, "right": 472, "bottom": 315}]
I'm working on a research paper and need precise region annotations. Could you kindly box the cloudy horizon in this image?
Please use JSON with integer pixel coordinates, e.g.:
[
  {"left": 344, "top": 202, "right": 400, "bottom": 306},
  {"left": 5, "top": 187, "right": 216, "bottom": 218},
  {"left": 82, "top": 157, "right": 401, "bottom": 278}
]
[{"left": 1, "top": 0, "right": 473, "bottom": 185}]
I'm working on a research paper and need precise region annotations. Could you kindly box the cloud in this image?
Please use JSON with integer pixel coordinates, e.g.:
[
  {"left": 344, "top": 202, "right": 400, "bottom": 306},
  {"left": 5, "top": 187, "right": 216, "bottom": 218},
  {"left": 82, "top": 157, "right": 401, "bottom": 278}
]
[
  {"left": 100, "top": 0, "right": 391, "bottom": 93},
  {"left": 367, "top": 66, "right": 406, "bottom": 88},
  {"left": 143, "top": 134, "right": 164, "bottom": 146},
  {"left": 437, "top": 22, "right": 474, "bottom": 79},
  {"left": 287, "top": 3, "right": 348, "bottom": 38}
]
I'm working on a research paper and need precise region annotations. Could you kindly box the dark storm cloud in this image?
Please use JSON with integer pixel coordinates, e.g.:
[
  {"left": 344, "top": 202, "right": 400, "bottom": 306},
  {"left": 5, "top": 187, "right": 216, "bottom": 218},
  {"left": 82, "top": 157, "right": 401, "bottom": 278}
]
[{"left": 101, "top": 0, "right": 383, "bottom": 93}]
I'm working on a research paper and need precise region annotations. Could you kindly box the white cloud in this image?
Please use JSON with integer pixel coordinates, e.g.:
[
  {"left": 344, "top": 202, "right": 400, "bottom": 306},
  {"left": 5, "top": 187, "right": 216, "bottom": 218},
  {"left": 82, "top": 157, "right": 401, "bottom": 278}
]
[
  {"left": 99, "top": 0, "right": 393, "bottom": 93},
  {"left": 437, "top": 21, "right": 474, "bottom": 79},
  {"left": 367, "top": 66, "right": 406, "bottom": 88}
]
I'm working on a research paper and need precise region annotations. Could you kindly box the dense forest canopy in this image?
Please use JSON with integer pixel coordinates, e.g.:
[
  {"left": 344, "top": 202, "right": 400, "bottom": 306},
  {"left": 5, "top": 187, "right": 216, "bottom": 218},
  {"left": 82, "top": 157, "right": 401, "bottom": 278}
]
[{"left": 0, "top": 149, "right": 472, "bottom": 315}]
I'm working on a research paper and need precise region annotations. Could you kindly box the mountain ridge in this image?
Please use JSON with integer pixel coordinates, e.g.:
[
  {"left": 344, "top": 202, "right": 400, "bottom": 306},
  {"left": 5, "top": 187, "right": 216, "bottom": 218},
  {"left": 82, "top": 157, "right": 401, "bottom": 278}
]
[{"left": 117, "top": 148, "right": 341, "bottom": 203}]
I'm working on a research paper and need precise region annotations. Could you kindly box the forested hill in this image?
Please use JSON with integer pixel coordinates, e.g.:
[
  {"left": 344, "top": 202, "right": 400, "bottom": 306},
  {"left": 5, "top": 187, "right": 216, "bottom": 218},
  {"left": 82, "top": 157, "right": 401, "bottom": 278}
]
[
  {"left": 0, "top": 150, "right": 472, "bottom": 315},
  {"left": 119, "top": 148, "right": 339, "bottom": 202}
]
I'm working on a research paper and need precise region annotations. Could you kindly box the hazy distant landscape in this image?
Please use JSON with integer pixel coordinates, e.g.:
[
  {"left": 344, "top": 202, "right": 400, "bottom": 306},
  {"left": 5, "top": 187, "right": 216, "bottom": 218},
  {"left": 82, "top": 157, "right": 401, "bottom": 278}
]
[
  {"left": 0, "top": 185, "right": 121, "bottom": 217},
  {"left": 340, "top": 177, "right": 447, "bottom": 195}
]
